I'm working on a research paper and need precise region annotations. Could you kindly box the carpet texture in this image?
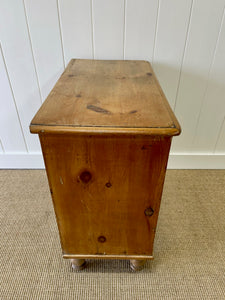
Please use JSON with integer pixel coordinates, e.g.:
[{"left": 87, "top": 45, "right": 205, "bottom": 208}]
[{"left": 0, "top": 170, "right": 224, "bottom": 299}]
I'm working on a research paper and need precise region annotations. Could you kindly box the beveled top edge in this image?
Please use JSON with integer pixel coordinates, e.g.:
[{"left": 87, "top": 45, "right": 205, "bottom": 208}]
[
  {"left": 30, "top": 124, "right": 181, "bottom": 136},
  {"left": 30, "top": 59, "right": 181, "bottom": 136}
]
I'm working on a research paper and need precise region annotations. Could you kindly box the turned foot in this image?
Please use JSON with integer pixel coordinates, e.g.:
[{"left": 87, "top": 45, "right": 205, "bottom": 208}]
[
  {"left": 130, "top": 259, "right": 146, "bottom": 271},
  {"left": 71, "top": 259, "right": 87, "bottom": 270}
]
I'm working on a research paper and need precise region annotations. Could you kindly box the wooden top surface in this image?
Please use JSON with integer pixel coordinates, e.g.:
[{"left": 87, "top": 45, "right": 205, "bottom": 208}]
[{"left": 30, "top": 59, "right": 181, "bottom": 136}]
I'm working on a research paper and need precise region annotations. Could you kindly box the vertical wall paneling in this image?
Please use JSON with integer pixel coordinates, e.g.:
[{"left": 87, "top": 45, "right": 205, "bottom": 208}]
[
  {"left": 215, "top": 117, "right": 225, "bottom": 153},
  {"left": 92, "top": 0, "right": 125, "bottom": 59},
  {"left": 0, "top": 0, "right": 225, "bottom": 168},
  {"left": 152, "top": 0, "right": 193, "bottom": 108},
  {"left": 172, "top": 0, "right": 225, "bottom": 153},
  {"left": 58, "top": 0, "right": 93, "bottom": 65},
  {"left": 124, "top": 0, "right": 158, "bottom": 61},
  {"left": 24, "top": 0, "right": 65, "bottom": 101},
  {"left": 192, "top": 10, "right": 225, "bottom": 152},
  {"left": 0, "top": 46, "right": 27, "bottom": 152},
  {"left": 0, "top": 0, "right": 42, "bottom": 152},
  {"left": 0, "top": 140, "right": 3, "bottom": 153}
]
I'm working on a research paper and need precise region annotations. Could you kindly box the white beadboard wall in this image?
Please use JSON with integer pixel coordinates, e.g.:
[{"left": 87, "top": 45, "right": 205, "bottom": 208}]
[{"left": 0, "top": 0, "right": 225, "bottom": 169}]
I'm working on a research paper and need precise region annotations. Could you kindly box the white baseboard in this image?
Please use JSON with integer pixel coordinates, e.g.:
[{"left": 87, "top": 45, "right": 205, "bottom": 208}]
[
  {"left": 167, "top": 153, "right": 225, "bottom": 169},
  {"left": 0, "top": 153, "right": 45, "bottom": 169},
  {"left": 0, "top": 153, "right": 225, "bottom": 169}
]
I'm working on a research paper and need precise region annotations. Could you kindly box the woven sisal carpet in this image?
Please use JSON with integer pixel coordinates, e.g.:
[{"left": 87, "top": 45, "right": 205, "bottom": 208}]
[{"left": 0, "top": 170, "right": 224, "bottom": 299}]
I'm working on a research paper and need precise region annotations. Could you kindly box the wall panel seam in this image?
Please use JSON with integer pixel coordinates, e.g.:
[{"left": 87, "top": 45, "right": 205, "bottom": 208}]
[
  {"left": 214, "top": 116, "right": 225, "bottom": 153},
  {"left": 123, "top": 0, "right": 127, "bottom": 60},
  {"left": 173, "top": 0, "right": 194, "bottom": 111},
  {"left": 0, "top": 44, "right": 28, "bottom": 152},
  {"left": 192, "top": 5, "right": 225, "bottom": 150},
  {"left": 152, "top": 0, "right": 160, "bottom": 65},
  {"left": 90, "top": 0, "right": 95, "bottom": 59},
  {"left": 56, "top": 0, "right": 66, "bottom": 68},
  {"left": 0, "top": 139, "right": 5, "bottom": 153},
  {"left": 22, "top": 0, "right": 43, "bottom": 104}
]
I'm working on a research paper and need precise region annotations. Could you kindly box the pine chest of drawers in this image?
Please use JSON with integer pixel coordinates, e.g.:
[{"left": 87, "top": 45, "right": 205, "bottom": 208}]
[{"left": 30, "top": 59, "right": 181, "bottom": 271}]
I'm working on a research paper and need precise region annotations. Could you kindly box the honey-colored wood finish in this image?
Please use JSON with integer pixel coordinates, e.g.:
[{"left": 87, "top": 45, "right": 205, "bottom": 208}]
[
  {"left": 30, "top": 59, "right": 180, "bottom": 136},
  {"left": 39, "top": 134, "right": 171, "bottom": 259},
  {"left": 30, "top": 59, "right": 181, "bottom": 270}
]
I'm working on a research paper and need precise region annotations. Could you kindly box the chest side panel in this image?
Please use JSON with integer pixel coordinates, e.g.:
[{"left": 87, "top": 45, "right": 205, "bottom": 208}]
[{"left": 40, "top": 134, "right": 171, "bottom": 257}]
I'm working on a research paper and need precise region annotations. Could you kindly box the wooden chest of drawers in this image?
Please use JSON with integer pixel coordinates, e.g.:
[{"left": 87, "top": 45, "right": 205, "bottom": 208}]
[{"left": 30, "top": 59, "right": 181, "bottom": 271}]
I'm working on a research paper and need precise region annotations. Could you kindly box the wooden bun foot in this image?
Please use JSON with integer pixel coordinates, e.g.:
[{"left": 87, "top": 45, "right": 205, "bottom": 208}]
[
  {"left": 130, "top": 259, "right": 146, "bottom": 271},
  {"left": 71, "top": 259, "right": 87, "bottom": 270}
]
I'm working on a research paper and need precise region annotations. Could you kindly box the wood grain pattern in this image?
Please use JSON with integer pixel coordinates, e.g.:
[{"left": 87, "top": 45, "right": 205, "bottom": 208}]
[
  {"left": 30, "top": 59, "right": 181, "bottom": 136},
  {"left": 39, "top": 134, "right": 171, "bottom": 258},
  {"left": 31, "top": 58, "right": 180, "bottom": 263}
]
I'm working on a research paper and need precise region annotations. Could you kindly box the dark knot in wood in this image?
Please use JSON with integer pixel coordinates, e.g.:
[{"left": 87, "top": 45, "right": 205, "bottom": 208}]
[
  {"left": 129, "top": 110, "right": 137, "bottom": 114},
  {"left": 98, "top": 236, "right": 106, "bottom": 243},
  {"left": 105, "top": 182, "right": 112, "bottom": 188},
  {"left": 144, "top": 207, "right": 154, "bottom": 217},
  {"left": 79, "top": 171, "right": 92, "bottom": 183},
  {"left": 87, "top": 104, "right": 112, "bottom": 115}
]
